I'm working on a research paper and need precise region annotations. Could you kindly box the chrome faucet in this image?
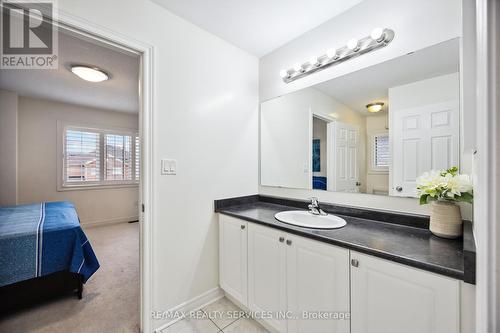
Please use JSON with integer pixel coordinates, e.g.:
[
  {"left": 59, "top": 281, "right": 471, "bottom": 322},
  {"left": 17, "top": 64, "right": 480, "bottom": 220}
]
[{"left": 308, "top": 197, "right": 327, "bottom": 216}]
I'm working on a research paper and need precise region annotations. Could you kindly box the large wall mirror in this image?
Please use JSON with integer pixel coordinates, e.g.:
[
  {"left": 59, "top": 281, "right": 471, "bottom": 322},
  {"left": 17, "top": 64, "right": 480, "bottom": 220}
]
[{"left": 261, "top": 38, "right": 460, "bottom": 197}]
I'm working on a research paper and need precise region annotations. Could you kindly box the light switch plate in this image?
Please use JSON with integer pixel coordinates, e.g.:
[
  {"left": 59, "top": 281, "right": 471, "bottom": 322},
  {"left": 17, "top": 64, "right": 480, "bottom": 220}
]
[{"left": 161, "top": 159, "right": 177, "bottom": 175}]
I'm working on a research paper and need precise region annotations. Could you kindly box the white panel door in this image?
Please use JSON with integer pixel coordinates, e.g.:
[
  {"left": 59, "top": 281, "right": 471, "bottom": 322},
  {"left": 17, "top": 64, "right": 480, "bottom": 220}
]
[
  {"left": 248, "top": 223, "right": 287, "bottom": 332},
  {"left": 328, "top": 121, "right": 359, "bottom": 192},
  {"left": 350, "top": 251, "right": 460, "bottom": 333},
  {"left": 392, "top": 101, "right": 459, "bottom": 197},
  {"left": 219, "top": 215, "right": 248, "bottom": 306},
  {"left": 286, "top": 234, "right": 350, "bottom": 333}
]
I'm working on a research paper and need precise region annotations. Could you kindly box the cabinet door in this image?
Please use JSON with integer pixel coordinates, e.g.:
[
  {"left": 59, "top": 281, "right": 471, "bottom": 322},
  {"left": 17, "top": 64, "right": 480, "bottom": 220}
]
[
  {"left": 286, "top": 234, "right": 350, "bottom": 333},
  {"left": 219, "top": 215, "right": 248, "bottom": 306},
  {"left": 248, "top": 223, "right": 287, "bottom": 332},
  {"left": 350, "top": 251, "right": 459, "bottom": 333}
]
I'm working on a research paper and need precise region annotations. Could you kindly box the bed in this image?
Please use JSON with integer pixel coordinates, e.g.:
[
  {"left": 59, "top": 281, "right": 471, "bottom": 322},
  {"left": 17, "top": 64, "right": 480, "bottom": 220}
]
[{"left": 0, "top": 201, "right": 99, "bottom": 312}]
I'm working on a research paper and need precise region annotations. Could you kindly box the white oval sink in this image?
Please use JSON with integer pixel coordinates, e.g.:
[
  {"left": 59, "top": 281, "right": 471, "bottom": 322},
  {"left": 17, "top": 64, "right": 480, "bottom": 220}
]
[{"left": 274, "top": 210, "right": 347, "bottom": 229}]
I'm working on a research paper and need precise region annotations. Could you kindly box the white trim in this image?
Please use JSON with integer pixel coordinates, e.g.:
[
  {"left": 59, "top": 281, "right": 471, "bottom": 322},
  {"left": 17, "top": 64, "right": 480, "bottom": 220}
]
[
  {"left": 475, "top": 1, "right": 500, "bottom": 332},
  {"left": 154, "top": 287, "right": 224, "bottom": 333},
  {"left": 45, "top": 8, "right": 155, "bottom": 333},
  {"left": 81, "top": 216, "right": 139, "bottom": 228}
]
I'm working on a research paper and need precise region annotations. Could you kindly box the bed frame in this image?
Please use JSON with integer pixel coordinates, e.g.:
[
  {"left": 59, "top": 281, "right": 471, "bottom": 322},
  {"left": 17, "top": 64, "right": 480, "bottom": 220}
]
[{"left": 0, "top": 271, "right": 83, "bottom": 314}]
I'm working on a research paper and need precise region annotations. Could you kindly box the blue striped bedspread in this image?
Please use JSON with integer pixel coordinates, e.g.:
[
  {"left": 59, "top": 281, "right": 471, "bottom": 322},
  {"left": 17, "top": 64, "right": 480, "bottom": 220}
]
[{"left": 0, "top": 201, "right": 100, "bottom": 287}]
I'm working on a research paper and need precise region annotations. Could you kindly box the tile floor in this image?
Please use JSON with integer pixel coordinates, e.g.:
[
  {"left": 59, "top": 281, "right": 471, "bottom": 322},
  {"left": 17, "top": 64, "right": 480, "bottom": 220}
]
[{"left": 161, "top": 297, "right": 269, "bottom": 333}]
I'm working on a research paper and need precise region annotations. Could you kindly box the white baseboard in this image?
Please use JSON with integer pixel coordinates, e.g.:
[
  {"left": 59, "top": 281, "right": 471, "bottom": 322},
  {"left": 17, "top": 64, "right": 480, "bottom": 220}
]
[
  {"left": 81, "top": 216, "right": 139, "bottom": 228},
  {"left": 154, "top": 287, "right": 224, "bottom": 333}
]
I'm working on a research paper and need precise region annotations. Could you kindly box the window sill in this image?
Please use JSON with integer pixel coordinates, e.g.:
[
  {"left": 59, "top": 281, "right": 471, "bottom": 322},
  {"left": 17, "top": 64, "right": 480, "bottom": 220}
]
[
  {"left": 57, "top": 183, "right": 139, "bottom": 192},
  {"left": 368, "top": 170, "right": 389, "bottom": 175}
]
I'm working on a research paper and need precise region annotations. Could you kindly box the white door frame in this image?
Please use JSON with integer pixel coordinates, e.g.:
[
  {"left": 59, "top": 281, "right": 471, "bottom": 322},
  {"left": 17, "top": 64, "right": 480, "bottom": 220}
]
[
  {"left": 47, "top": 9, "right": 155, "bottom": 333},
  {"left": 475, "top": 0, "right": 500, "bottom": 332}
]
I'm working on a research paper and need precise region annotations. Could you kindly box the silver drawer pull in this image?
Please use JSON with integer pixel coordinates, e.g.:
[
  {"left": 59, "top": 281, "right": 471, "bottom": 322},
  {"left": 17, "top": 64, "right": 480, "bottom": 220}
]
[
  {"left": 286, "top": 239, "right": 292, "bottom": 246},
  {"left": 241, "top": 225, "right": 245, "bottom": 230},
  {"left": 279, "top": 236, "right": 285, "bottom": 243},
  {"left": 351, "top": 259, "right": 359, "bottom": 267}
]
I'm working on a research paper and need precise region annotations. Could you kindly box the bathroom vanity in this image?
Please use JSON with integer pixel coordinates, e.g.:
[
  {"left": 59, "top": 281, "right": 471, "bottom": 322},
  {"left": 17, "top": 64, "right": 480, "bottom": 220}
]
[{"left": 215, "top": 195, "right": 475, "bottom": 333}]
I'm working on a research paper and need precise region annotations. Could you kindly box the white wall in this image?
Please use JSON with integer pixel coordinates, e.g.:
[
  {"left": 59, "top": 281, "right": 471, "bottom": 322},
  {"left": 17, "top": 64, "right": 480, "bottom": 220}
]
[
  {"left": 17, "top": 96, "right": 139, "bottom": 226},
  {"left": 259, "top": 0, "right": 461, "bottom": 216},
  {"left": 365, "top": 114, "right": 389, "bottom": 195},
  {"left": 388, "top": 73, "right": 459, "bottom": 110},
  {"left": 261, "top": 87, "right": 365, "bottom": 190},
  {"left": 55, "top": 1, "right": 259, "bottom": 330},
  {"left": 0, "top": 89, "right": 18, "bottom": 206}
]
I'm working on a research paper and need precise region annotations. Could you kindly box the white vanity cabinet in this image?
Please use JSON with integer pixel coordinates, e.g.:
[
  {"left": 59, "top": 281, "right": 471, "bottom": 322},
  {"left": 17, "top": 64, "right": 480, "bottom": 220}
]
[
  {"left": 219, "top": 215, "right": 248, "bottom": 306},
  {"left": 248, "top": 223, "right": 288, "bottom": 332},
  {"left": 219, "top": 216, "right": 461, "bottom": 333},
  {"left": 286, "top": 233, "right": 350, "bottom": 333},
  {"left": 350, "top": 251, "right": 460, "bottom": 333}
]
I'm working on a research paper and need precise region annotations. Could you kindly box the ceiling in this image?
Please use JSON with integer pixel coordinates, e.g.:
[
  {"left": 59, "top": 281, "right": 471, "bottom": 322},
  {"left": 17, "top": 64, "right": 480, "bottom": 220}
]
[
  {"left": 0, "top": 28, "right": 140, "bottom": 113},
  {"left": 314, "top": 38, "right": 460, "bottom": 115},
  {"left": 151, "top": 0, "right": 363, "bottom": 57}
]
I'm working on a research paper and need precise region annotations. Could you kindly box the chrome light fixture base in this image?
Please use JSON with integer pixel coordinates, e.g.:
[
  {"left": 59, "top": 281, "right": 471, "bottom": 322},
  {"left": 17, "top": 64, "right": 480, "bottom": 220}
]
[{"left": 281, "top": 28, "right": 395, "bottom": 83}]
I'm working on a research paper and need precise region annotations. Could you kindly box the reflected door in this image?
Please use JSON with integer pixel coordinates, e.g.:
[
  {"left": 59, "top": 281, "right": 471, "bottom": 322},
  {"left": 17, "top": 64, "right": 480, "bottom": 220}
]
[
  {"left": 391, "top": 101, "right": 459, "bottom": 197},
  {"left": 328, "top": 121, "right": 359, "bottom": 192}
]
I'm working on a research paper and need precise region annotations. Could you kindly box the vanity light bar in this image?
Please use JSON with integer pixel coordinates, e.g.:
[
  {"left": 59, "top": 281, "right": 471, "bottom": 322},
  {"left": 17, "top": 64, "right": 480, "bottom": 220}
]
[{"left": 280, "top": 28, "right": 395, "bottom": 83}]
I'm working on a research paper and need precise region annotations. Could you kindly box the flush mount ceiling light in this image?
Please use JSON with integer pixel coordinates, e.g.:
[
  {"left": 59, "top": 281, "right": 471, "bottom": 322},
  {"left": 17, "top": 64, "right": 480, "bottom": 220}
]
[
  {"left": 366, "top": 102, "right": 384, "bottom": 113},
  {"left": 70, "top": 65, "right": 109, "bottom": 82},
  {"left": 279, "top": 28, "right": 395, "bottom": 83}
]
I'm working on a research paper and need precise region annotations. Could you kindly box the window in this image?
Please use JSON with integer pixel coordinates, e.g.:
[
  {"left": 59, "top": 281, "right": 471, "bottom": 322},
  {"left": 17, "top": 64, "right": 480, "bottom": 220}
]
[
  {"left": 62, "top": 125, "right": 139, "bottom": 188},
  {"left": 372, "top": 133, "right": 389, "bottom": 171}
]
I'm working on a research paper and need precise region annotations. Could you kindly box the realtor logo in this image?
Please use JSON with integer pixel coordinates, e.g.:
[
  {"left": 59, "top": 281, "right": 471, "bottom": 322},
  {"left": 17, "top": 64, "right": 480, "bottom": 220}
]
[{"left": 1, "top": 0, "right": 58, "bottom": 69}]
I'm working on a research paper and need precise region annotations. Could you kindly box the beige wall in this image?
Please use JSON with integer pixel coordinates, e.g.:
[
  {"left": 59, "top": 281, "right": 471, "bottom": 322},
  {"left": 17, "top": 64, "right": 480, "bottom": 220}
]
[
  {"left": 365, "top": 114, "right": 389, "bottom": 195},
  {"left": 17, "top": 96, "right": 139, "bottom": 226},
  {"left": 0, "top": 89, "right": 18, "bottom": 206}
]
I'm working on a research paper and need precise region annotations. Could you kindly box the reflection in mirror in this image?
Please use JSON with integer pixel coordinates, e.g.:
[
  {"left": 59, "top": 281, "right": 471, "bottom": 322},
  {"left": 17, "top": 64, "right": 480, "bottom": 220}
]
[{"left": 260, "top": 38, "right": 460, "bottom": 197}]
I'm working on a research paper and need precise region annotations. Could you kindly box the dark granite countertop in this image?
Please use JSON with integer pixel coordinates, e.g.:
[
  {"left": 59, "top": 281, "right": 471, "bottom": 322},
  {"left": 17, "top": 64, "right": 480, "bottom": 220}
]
[{"left": 215, "top": 195, "right": 474, "bottom": 282}]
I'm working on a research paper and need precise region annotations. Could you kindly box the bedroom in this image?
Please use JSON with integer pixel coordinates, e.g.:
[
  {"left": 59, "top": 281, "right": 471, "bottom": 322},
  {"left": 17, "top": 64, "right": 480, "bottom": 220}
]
[{"left": 0, "top": 21, "right": 141, "bottom": 331}]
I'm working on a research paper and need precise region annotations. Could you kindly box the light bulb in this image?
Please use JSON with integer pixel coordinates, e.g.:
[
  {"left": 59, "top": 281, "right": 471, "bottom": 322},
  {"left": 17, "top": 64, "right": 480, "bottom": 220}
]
[
  {"left": 326, "top": 48, "right": 336, "bottom": 58},
  {"left": 293, "top": 63, "right": 302, "bottom": 72},
  {"left": 370, "top": 27, "right": 384, "bottom": 41},
  {"left": 309, "top": 56, "right": 317, "bottom": 66},
  {"left": 279, "top": 69, "right": 288, "bottom": 78},
  {"left": 347, "top": 38, "right": 359, "bottom": 51}
]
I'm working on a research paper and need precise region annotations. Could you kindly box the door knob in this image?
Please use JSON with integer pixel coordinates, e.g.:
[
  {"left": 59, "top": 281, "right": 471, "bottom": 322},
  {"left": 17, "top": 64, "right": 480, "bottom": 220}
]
[
  {"left": 279, "top": 236, "right": 285, "bottom": 243},
  {"left": 395, "top": 186, "right": 403, "bottom": 192},
  {"left": 286, "top": 239, "right": 292, "bottom": 246}
]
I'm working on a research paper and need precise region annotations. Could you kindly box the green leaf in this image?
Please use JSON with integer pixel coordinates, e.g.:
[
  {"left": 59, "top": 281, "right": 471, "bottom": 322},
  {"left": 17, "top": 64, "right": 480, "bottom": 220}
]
[
  {"left": 419, "top": 194, "right": 429, "bottom": 205},
  {"left": 455, "top": 192, "right": 473, "bottom": 204}
]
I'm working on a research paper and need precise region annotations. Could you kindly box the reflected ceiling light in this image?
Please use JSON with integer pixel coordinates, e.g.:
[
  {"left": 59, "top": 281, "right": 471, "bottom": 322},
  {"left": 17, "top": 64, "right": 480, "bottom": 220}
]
[
  {"left": 280, "top": 28, "right": 394, "bottom": 84},
  {"left": 366, "top": 102, "right": 384, "bottom": 113},
  {"left": 70, "top": 65, "right": 109, "bottom": 82}
]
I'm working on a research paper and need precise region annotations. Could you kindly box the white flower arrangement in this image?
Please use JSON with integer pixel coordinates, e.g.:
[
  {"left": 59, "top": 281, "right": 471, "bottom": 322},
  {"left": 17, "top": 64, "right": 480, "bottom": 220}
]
[{"left": 416, "top": 167, "right": 473, "bottom": 205}]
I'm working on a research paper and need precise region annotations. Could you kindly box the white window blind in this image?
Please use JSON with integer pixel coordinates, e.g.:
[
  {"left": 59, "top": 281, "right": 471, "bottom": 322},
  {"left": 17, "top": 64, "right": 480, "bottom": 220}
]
[
  {"left": 62, "top": 126, "right": 139, "bottom": 187},
  {"left": 373, "top": 134, "right": 389, "bottom": 168},
  {"left": 105, "top": 134, "right": 133, "bottom": 181},
  {"left": 65, "top": 129, "right": 100, "bottom": 182},
  {"left": 135, "top": 136, "right": 140, "bottom": 181}
]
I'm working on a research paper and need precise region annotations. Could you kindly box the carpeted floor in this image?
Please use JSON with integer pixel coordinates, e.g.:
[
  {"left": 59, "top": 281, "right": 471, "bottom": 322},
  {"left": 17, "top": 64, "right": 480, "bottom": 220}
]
[{"left": 0, "top": 222, "right": 140, "bottom": 333}]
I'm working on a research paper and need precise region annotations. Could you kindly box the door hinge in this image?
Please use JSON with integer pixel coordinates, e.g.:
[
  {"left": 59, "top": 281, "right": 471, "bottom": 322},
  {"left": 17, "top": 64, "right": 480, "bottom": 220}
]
[{"left": 141, "top": 204, "right": 145, "bottom": 213}]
